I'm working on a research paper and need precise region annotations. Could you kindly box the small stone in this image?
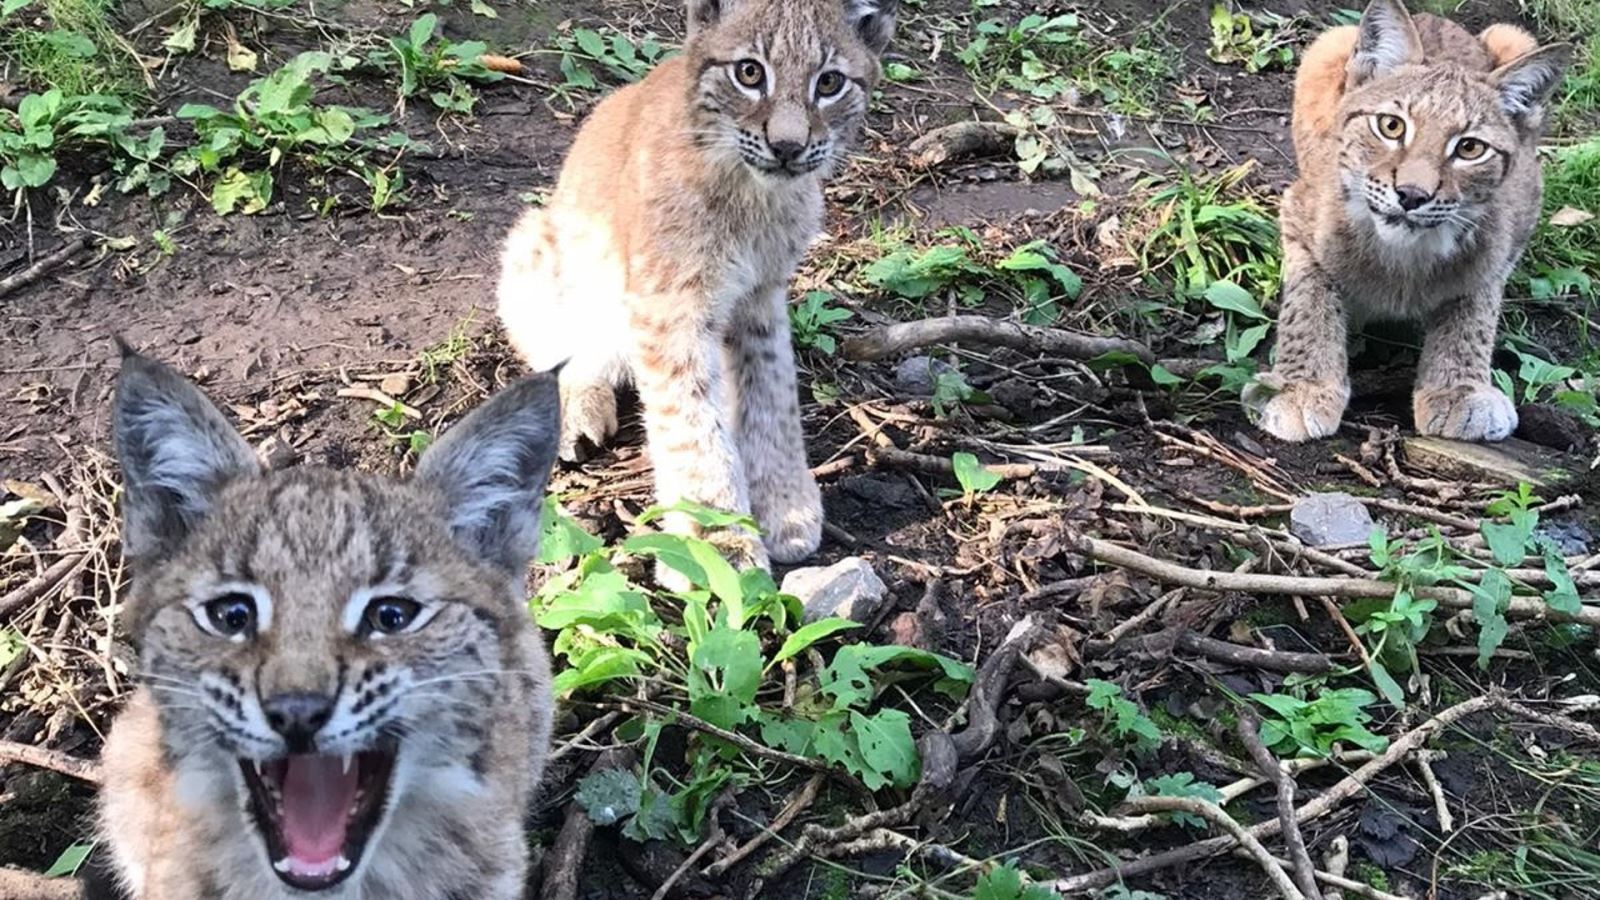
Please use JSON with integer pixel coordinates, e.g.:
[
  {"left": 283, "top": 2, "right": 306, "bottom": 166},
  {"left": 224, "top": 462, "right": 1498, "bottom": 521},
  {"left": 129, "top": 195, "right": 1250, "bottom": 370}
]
[
  {"left": 1290, "top": 492, "right": 1375, "bottom": 547},
  {"left": 256, "top": 431, "right": 296, "bottom": 469},
  {"left": 780, "top": 557, "right": 888, "bottom": 625},
  {"left": 380, "top": 373, "right": 413, "bottom": 397},
  {"left": 894, "top": 355, "right": 955, "bottom": 397}
]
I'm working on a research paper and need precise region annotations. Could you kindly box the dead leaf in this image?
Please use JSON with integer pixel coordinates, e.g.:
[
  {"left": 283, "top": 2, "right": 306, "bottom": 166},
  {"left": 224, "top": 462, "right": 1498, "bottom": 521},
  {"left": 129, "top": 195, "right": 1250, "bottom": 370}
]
[{"left": 1550, "top": 206, "right": 1594, "bottom": 227}]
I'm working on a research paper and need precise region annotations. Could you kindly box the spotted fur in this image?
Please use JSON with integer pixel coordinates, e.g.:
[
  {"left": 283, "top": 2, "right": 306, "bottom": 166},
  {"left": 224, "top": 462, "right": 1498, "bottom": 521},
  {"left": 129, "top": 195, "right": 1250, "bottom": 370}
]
[
  {"left": 1246, "top": 0, "right": 1569, "bottom": 442},
  {"left": 497, "top": 0, "right": 897, "bottom": 570},
  {"left": 98, "top": 351, "right": 559, "bottom": 900}
]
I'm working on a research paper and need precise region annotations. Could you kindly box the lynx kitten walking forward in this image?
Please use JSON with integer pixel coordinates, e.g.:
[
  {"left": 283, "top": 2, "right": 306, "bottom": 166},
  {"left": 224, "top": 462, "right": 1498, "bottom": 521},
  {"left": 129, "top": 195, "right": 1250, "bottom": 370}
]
[
  {"left": 1247, "top": 0, "right": 1568, "bottom": 442},
  {"left": 98, "top": 351, "right": 559, "bottom": 899},
  {"left": 498, "top": 0, "right": 897, "bottom": 570}
]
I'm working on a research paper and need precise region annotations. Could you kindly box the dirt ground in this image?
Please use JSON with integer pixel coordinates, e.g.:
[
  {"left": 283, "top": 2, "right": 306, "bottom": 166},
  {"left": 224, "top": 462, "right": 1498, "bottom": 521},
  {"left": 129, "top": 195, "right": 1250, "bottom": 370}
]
[{"left": 3, "top": 0, "right": 1600, "bottom": 897}]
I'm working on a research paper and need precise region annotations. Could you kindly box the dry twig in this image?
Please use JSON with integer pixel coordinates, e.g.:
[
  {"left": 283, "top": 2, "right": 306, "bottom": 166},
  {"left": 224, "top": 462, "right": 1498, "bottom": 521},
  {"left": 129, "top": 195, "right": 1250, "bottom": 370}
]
[{"left": 841, "top": 315, "right": 1154, "bottom": 364}]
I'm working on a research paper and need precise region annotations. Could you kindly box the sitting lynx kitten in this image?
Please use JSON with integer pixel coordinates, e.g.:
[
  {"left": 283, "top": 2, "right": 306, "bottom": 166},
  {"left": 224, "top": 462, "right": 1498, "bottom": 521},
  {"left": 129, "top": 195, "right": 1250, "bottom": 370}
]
[
  {"left": 497, "top": 0, "right": 897, "bottom": 570},
  {"left": 1246, "top": 0, "right": 1568, "bottom": 442},
  {"left": 98, "top": 350, "right": 559, "bottom": 899}
]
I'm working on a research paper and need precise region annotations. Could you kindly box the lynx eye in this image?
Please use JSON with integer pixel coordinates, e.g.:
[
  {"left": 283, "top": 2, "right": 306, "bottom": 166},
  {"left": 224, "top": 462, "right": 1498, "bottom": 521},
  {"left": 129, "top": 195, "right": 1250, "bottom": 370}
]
[
  {"left": 733, "top": 59, "right": 766, "bottom": 90},
  {"left": 1454, "top": 137, "right": 1488, "bottom": 161},
  {"left": 1373, "top": 113, "right": 1407, "bottom": 142},
  {"left": 203, "top": 593, "right": 257, "bottom": 638},
  {"left": 363, "top": 597, "right": 423, "bottom": 636},
  {"left": 816, "top": 71, "right": 846, "bottom": 98}
]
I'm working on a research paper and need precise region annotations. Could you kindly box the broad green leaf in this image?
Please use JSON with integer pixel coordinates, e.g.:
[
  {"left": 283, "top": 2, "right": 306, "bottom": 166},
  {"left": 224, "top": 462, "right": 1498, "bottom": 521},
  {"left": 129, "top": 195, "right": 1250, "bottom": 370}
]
[
  {"left": 1543, "top": 544, "right": 1581, "bottom": 615},
  {"left": 688, "top": 627, "right": 762, "bottom": 729},
  {"left": 773, "top": 618, "right": 860, "bottom": 665},
  {"left": 409, "top": 13, "right": 438, "bottom": 50},
  {"left": 850, "top": 708, "right": 919, "bottom": 788},
  {"left": 574, "top": 769, "right": 641, "bottom": 825},
  {"left": 44, "top": 843, "right": 93, "bottom": 878},
  {"left": 1203, "top": 279, "right": 1268, "bottom": 320},
  {"left": 1480, "top": 509, "right": 1537, "bottom": 566},
  {"left": 1367, "top": 659, "right": 1405, "bottom": 708},
  {"left": 952, "top": 452, "right": 1003, "bottom": 494},
  {"left": 163, "top": 19, "right": 197, "bottom": 53},
  {"left": 574, "top": 28, "right": 608, "bottom": 58},
  {"left": 210, "top": 168, "right": 272, "bottom": 215},
  {"left": 1471, "top": 568, "right": 1513, "bottom": 668},
  {"left": 538, "top": 498, "right": 604, "bottom": 564}
]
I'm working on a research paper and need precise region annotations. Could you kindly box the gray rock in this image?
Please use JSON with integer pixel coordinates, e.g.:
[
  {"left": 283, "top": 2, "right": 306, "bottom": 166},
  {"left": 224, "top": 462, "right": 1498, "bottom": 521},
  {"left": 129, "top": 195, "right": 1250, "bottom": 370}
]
[
  {"left": 894, "top": 355, "right": 955, "bottom": 397},
  {"left": 1290, "top": 492, "right": 1376, "bottom": 547},
  {"left": 781, "top": 557, "right": 888, "bottom": 624}
]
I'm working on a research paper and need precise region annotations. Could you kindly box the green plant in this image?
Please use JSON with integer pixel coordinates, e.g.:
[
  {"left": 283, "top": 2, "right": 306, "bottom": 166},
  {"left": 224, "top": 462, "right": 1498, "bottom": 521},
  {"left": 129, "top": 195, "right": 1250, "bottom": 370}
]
[
  {"left": 929, "top": 363, "right": 988, "bottom": 419},
  {"left": 972, "top": 864, "right": 1055, "bottom": 900},
  {"left": 1251, "top": 688, "right": 1389, "bottom": 758},
  {"left": 789, "top": 291, "right": 854, "bottom": 355},
  {"left": 950, "top": 452, "right": 1002, "bottom": 497},
  {"left": 175, "top": 52, "right": 417, "bottom": 213},
  {"left": 535, "top": 502, "right": 973, "bottom": 840},
  {"left": 1085, "top": 679, "right": 1162, "bottom": 753},
  {"left": 1207, "top": 5, "right": 1295, "bottom": 73},
  {"left": 1131, "top": 772, "right": 1224, "bottom": 829},
  {"left": 548, "top": 26, "right": 666, "bottom": 104},
  {"left": 863, "top": 232, "right": 1083, "bottom": 325},
  {"left": 1, "top": 0, "right": 142, "bottom": 99},
  {"left": 0, "top": 88, "right": 154, "bottom": 194},
  {"left": 958, "top": 14, "right": 1171, "bottom": 113},
  {"left": 382, "top": 14, "right": 503, "bottom": 114}
]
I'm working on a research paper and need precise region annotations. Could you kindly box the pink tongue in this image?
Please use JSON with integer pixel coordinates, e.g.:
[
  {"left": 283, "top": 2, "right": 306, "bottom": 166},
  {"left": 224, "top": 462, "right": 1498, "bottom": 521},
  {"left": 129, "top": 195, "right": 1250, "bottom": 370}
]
[{"left": 279, "top": 755, "right": 358, "bottom": 864}]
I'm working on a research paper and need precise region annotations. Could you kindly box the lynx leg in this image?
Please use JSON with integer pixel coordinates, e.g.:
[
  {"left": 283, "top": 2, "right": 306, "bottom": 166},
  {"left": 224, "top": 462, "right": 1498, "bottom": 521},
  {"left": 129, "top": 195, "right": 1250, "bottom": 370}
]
[
  {"left": 1247, "top": 241, "right": 1352, "bottom": 442},
  {"left": 631, "top": 300, "right": 767, "bottom": 573},
  {"left": 1413, "top": 290, "right": 1517, "bottom": 442},
  {"left": 728, "top": 286, "right": 823, "bottom": 564}
]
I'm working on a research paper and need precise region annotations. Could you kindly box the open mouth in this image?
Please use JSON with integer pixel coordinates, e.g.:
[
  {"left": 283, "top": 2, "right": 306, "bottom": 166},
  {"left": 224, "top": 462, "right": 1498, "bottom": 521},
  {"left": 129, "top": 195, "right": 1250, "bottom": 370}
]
[{"left": 239, "top": 742, "right": 397, "bottom": 891}]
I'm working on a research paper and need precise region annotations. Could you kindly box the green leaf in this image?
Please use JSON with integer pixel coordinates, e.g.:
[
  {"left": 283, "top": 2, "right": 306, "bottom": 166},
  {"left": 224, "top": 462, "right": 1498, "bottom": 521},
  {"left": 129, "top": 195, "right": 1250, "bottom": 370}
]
[
  {"left": 4, "top": 153, "right": 56, "bottom": 189},
  {"left": 163, "top": 19, "right": 197, "bottom": 53},
  {"left": 772, "top": 618, "right": 861, "bottom": 665},
  {"left": 1367, "top": 658, "right": 1405, "bottom": 708},
  {"left": 1203, "top": 279, "right": 1268, "bottom": 320},
  {"left": 1149, "top": 364, "right": 1184, "bottom": 386},
  {"left": 1480, "top": 508, "right": 1537, "bottom": 566},
  {"left": 820, "top": 644, "right": 975, "bottom": 709},
  {"left": 574, "top": 28, "right": 608, "bottom": 58},
  {"left": 688, "top": 627, "right": 762, "bottom": 729},
  {"left": 974, "top": 864, "right": 1055, "bottom": 900},
  {"left": 952, "top": 452, "right": 1003, "bottom": 494},
  {"left": 538, "top": 498, "right": 604, "bottom": 564},
  {"left": 1, "top": 0, "right": 33, "bottom": 17},
  {"left": 469, "top": 0, "right": 497, "bottom": 16},
  {"left": 409, "top": 13, "right": 438, "bottom": 50},
  {"left": 1543, "top": 544, "right": 1581, "bottom": 615},
  {"left": 574, "top": 769, "right": 641, "bottom": 825},
  {"left": 1471, "top": 568, "right": 1513, "bottom": 668},
  {"left": 44, "top": 842, "right": 93, "bottom": 878},
  {"left": 851, "top": 708, "right": 919, "bottom": 788}
]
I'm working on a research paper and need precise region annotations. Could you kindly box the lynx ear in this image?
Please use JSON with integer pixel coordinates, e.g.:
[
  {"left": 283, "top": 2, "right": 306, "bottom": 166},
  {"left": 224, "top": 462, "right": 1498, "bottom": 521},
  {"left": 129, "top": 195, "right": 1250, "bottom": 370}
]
[
  {"left": 113, "top": 346, "right": 261, "bottom": 563},
  {"left": 1348, "top": 0, "right": 1423, "bottom": 85},
  {"left": 414, "top": 373, "right": 560, "bottom": 575},
  {"left": 686, "top": 0, "right": 740, "bottom": 35},
  {"left": 1493, "top": 43, "right": 1571, "bottom": 126},
  {"left": 1478, "top": 24, "right": 1538, "bottom": 68},
  {"left": 845, "top": 0, "right": 898, "bottom": 55}
]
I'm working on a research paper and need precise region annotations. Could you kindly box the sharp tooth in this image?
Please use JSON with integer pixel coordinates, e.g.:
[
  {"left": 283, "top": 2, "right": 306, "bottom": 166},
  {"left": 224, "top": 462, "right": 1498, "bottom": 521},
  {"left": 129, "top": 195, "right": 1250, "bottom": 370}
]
[
  {"left": 335, "top": 855, "right": 351, "bottom": 873},
  {"left": 253, "top": 759, "right": 265, "bottom": 777},
  {"left": 341, "top": 753, "right": 354, "bottom": 775},
  {"left": 273, "top": 859, "right": 291, "bottom": 874}
]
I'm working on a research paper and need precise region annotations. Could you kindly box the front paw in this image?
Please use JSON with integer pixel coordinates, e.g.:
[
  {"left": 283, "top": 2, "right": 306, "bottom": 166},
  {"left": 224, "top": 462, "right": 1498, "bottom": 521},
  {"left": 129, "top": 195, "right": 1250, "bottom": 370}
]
[
  {"left": 752, "top": 473, "right": 824, "bottom": 565},
  {"left": 1414, "top": 383, "right": 1517, "bottom": 442},
  {"left": 1244, "top": 374, "right": 1350, "bottom": 442},
  {"left": 559, "top": 382, "right": 618, "bottom": 462}
]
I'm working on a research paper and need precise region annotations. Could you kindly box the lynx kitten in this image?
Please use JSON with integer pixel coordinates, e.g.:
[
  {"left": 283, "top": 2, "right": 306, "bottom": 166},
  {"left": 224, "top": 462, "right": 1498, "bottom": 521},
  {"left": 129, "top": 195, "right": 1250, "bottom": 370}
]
[
  {"left": 1247, "top": 0, "right": 1568, "bottom": 442},
  {"left": 98, "top": 350, "right": 559, "bottom": 899},
  {"left": 497, "top": 0, "right": 897, "bottom": 570}
]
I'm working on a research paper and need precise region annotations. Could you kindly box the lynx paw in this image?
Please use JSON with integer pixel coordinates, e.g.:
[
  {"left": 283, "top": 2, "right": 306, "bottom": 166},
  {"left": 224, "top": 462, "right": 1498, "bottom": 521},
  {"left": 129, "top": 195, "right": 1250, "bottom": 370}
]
[
  {"left": 1244, "top": 375, "right": 1349, "bottom": 443},
  {"left": 753, "top": 473, "right": 824, "bottom": 565},
  {"left": 559, "top": 382, "right": 618, "bottom": 462},
  {"left": 1414, "top": 384, "right": 1517, "bottom": 442}
]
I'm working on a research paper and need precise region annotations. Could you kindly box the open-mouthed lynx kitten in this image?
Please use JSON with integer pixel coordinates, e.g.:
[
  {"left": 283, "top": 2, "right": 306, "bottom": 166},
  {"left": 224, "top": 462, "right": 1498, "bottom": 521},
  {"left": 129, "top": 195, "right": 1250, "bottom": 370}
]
[
  {"left": 98, "top": 350, "right": 559, "bottom": 900},
  {"left": 497, "top": 0, "right": 897, "bottom": 571},
  {"left": 1245, "top": 0, "right": 1569, "bottom": 442}
]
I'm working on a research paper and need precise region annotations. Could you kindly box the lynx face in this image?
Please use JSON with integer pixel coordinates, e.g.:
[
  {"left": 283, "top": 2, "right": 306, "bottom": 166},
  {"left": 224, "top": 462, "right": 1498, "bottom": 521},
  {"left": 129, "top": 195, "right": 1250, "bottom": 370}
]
[
  {"left": 1334, "top": 2, "right": 1568, "bottom": 258},
  {"left": 687, "top": 0, "right": 897, "bottom": 179},
  {"left": 112, "top": 352, "right": 558, "bottom": 893}
]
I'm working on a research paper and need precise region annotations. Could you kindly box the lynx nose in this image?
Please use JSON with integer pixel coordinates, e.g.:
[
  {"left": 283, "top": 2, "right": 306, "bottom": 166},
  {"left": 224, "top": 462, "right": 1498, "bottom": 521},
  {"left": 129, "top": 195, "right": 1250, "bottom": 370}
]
[
  {"left": 769, "top": 140, "right": 805, "bottom": 166},
  {"left": 1394, "top": 183, "right": 1433, "bottom": 211},
  {"left": 262, "top": 692, "right": 335, "bottom": 752}
]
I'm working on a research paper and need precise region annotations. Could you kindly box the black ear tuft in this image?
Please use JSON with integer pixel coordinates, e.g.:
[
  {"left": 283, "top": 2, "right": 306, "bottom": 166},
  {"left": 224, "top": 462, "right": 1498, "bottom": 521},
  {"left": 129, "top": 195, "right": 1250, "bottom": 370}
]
[
  {"left": 847, "top": 0, "right": 899, "bottom": 55},
  {"left": 1347, "top": 0, "right": 1423, "bottom": 85},
  {"left": 414, "top": 373, "right": 561, "bottom": 576},
  {"left": 113, "top": 351, "right": 260, "bottom": 563}
]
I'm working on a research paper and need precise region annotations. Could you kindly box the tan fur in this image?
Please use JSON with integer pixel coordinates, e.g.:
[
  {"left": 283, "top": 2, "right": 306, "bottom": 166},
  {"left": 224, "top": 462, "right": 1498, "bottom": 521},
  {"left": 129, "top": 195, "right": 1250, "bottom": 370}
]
[
  {"left": 498, "top": 0, "right": 896, "bottom": 570},
  {"left": 1247, "top": 0, "right": 1570, "bottom": 443},
  {"left": 1479, "top": 24, "right": 1538, "bottom": 67},
  {"left": 99, "top": 352, "right": 559, "bottom": 900}
]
